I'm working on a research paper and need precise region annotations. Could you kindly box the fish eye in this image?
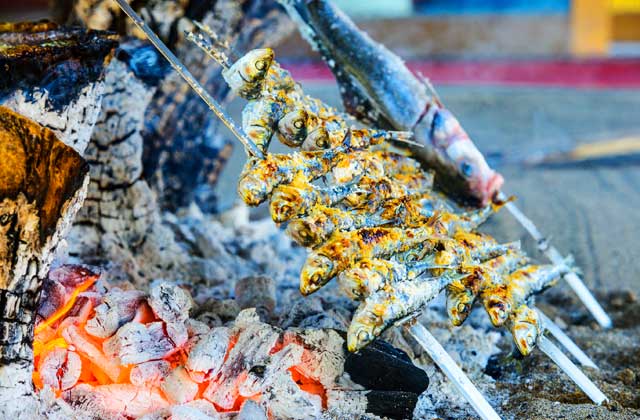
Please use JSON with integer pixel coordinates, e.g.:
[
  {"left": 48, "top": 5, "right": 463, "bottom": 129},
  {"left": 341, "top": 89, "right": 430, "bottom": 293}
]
[
  {"left": 357, "top": 330, "right": 370, "bottom": 342},
  {"left": 255, "top": 60, "right": 267, "bottom": 71},
  {"left": 316, "top": 137, "right": 329, "bottom": 148},
  {"left": 457, "top": 303, "right": 467, "bottom": 313},
  {"left": 294, "top": 119, "right": 304, "bottom": 129},
  {"left": 460, "top": 162, "right": 473, "bottom": 177}
]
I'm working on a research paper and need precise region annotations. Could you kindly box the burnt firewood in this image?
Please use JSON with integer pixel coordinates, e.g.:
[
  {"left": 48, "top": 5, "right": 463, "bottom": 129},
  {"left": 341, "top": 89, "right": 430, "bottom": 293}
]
[
  {"left": 55, "top": 0, "right": 294, "bottom": 211},
  {"left": 0, "top": 106, "right": 89, "bottom": 415},
  {"left": 328, "top": 389, "right": 419, "bottom": 420},
  {"left": 0, "top": 22, "right": 117, "bottom": 154},
  {"left": 344, "top": 337, "right": 429, "bottom": 394}
]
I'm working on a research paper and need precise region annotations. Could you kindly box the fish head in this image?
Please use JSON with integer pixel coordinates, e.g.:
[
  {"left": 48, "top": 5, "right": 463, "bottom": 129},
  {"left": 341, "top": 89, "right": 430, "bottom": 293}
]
[
  {"left": 286, "top": 212, "right": 330, "bottom": 247},
  {"left": 277, "top": 109, "right": 309, "bottom": 147},
  {"left": 223, "top": 48, "right": 274, "bottom": 98},
  {"left": 510, "top": 306, "right": 540, "bottom": 356},
  {"left": 301, "top": 125, "right": 331, "bottom": 150},
  {"left": 347, "top": 310, "right": 381, "bottom": 352},
  {"left": 446, "top": 280, "right": 475, "bottom": 326},
  {"left": 300, "top": 253, "right": 335, "bottom": 295},
  {"left": 428, "top": 109, "right": 504, "bottom": 206},
  {"left": 237, "top": 171, "right": 269, "bottom": 206},
  {"left": 483, "top": 287, "right": 511, "bottom": 326},
  {"left": 269, "top": 185, "right": 305, "bottom": 222}
]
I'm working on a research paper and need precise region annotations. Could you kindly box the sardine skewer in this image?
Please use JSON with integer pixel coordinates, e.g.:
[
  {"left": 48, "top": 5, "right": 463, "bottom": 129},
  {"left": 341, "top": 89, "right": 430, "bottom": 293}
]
[
  {"left": 281, "top": 0, "right": 612, "bottom": 328},
  {"left": 113, "top": 0, "right": 265, "bottom": 159}
]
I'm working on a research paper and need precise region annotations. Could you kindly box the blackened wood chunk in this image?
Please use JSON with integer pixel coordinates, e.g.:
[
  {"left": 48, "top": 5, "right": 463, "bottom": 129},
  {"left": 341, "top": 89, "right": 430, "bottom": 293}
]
[
  {"left": 0, "top": 22, "right": 116, "bottom": 154},
  {"left": 344, "top": 338, "right": 429, "bottom": 394},
  {"left": 0, "top": 106, "right": 89, "bottom": 412},
  {"left": 0, "top": 22, "right": 117, "bottom": 110},
  {"left": 364, "top": 390, "right": 420, "bottom": 420}
]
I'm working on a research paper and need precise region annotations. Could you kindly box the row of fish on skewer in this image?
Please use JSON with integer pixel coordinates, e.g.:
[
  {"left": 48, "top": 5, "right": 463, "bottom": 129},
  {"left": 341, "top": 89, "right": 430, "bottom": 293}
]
[{"left": 186, "top": 24, "right": 572, "bottom": 355}]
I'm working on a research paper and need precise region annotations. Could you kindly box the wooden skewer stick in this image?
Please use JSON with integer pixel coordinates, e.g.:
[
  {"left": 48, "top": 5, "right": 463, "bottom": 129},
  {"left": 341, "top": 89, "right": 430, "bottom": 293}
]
[
  {"left": 497, "top": 192, "right": 612, "bottom": 329},
  {"left": 407, "top": 323, "right": 502, "bottom": 420},
  {"left": 538, "top": 310, "right": 599, "bottom": 369},
  {"left": 113, "top": 0, "right": 265, "bottom": 159},
  {"left": 537, "top": 333, "right": 607, "bottom": 405}
]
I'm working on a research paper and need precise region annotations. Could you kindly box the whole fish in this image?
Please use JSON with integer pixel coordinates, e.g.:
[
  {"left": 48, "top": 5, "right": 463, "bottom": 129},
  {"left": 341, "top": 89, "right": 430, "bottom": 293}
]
[
  {"left": 299, "top": 226, "right": 446, "bottom": 295},
  {"left": 347, "top": 274, "right": 459, "bottom": 351},
  {"left": 279, "top": 0, "right": 504, "bottom": 206}
]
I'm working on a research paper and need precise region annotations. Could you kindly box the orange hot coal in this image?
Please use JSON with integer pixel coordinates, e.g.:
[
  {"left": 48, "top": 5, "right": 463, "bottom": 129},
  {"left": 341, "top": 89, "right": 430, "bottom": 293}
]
[{"left": 32, "top": 265, "right": 329, "bottom": 419}]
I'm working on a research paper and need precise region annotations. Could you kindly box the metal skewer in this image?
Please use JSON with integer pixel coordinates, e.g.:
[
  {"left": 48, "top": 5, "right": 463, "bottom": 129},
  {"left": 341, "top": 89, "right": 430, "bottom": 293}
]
[
  {"left": 498, "top": 192, "right": 612, "bottom": 329},
  {"left": 537, "top": 333, "right": 607, "bottom": 405},
  {"left": 407, "top": 323, "right": 502, "bottom": 420},
  {"left": 113, "top": 0, "right": 265, "bottom": 160}
]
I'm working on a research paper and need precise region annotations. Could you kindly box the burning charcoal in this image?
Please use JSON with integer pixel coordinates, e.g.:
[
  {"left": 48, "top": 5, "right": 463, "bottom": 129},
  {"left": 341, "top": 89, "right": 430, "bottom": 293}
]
[
  {"left": 284, "top": 329, "right": 345, "bottom": 389},
  {"left": 186, "top": 327, "right": 230, "bottom": 376},
  {"left": 85, "top": 288, "right": 146, "bottom": 338},
  {"left": 37, "top": 347, "right": 82, "bottom": 391},
  {"left": 234, "top": 275, "right": 276, "bottom": 320},
  {"left": 260, "top": 369, "right": 323, "bottom": 420},
  {"left": 203, "top": 311, "right": 280, "bottom": 409},
  {"left": 38, "top": 266, "right": 100, "bottom": 321},
  {"left": 327, "top": 389, "right": 419, "bottom": 420},
  {"left": 239, "top": 343, "right": 304, "bottom": 396},
  {"left": 170, "top": 405, "right": 216, "bottom": 420},
  {"left": 103, "top": 322, "right": 174, "bottom": 365},
  {"left": 130, "top": 360, "right": 171, "bottom": 387},
  {"left": 64, "top": 383, "right": 169, "bottom": 418},
  {"left": 237, "top": 400, "right": 268, "bottom": 420},
  {"left": 166, "top": 321, "right": 189, "bottom": 348},
  {"left": 161, "top": 366, "right": 199, "bottom": 404},
  {"left": 344, "top": 338, "right": 429, "bottom": 394},
  {"left": 149, "top": 283, "right": 193, "bottom": 324},
  {"left": 62, "top": 325, "right": 121, "bottom": 382}
]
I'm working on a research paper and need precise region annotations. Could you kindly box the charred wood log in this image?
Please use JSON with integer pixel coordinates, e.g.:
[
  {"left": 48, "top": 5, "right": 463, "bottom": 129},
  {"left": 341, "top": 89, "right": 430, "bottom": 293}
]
[
  {"left": 54, "top": 0, "right": 294, "bottom": 211},
  {"left": 0, "top": 106, "right": 89, "bottom": 415},
  {"left": 0, "top": 22, "right": 117, "bottom": 154},
  {"left": 344, "top": 337, "right": 429, "bottom": 394}
]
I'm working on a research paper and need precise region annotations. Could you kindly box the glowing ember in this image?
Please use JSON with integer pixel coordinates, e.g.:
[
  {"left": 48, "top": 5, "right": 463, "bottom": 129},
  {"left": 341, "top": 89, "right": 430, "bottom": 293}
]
[{"left": 33, "top": 265, "right": 338, "bottom": 419}]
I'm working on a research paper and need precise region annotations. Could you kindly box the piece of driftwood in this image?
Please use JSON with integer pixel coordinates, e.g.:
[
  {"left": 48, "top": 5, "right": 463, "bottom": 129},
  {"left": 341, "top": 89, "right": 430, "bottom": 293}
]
[
  {"left": 0, "top": 106, "right": 89, "bottom": 415},
  {"left": 55, "top": 0, "right": 294, "bottom": 211}
]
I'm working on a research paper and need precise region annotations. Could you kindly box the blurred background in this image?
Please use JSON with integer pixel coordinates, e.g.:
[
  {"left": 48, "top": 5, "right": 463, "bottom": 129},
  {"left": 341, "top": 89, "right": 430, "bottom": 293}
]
[{"left": 1, "top": 0, "right": 639, "bottom": 292}]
